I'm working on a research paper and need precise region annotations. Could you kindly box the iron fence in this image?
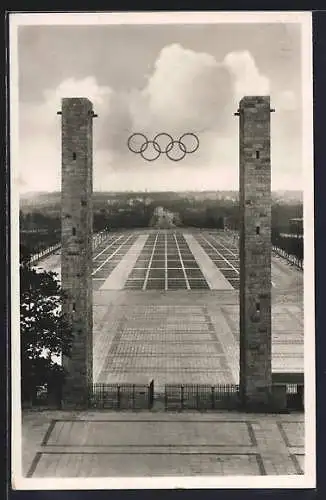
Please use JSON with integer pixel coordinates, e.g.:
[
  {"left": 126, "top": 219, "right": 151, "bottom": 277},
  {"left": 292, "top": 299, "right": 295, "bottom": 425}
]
[
  {"left": 164, "top": 384, "right": 240, "bottom": 410},
  {"left": 89, "top": 381, "right": 154, "bottom": 410},
  {"left": 272, "top": 245, "right": 303, "bottom": 270},
  {"left": 29, "top": 243, "right": 61, "bottom": 264},
  {"left": 28, "top": 232, "right": 108, "bottom": 265},
  {"left": 22, "top": 380, "right": 304, "bottom": 411}
]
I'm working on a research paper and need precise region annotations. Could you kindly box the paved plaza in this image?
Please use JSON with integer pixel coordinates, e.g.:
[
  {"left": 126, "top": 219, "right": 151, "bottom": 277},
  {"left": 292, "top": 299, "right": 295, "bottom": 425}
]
[
  {"left": 23, "top": 410, "right": 304, "bottom": 477},
  {"left": 27, "top": 229, "right": 304, "bottom": 477},
  {"left": 38, "top": 229, "right": 303, "bottom": 385}
]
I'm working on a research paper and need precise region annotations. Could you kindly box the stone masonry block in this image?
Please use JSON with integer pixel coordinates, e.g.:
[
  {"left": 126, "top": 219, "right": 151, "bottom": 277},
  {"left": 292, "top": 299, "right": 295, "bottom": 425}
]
[
  {"left": 60, "top": 98, "right": 94, "bottom": 408},
  {"left": 238, "top": 96, "right": 273, "bottom": 409}
]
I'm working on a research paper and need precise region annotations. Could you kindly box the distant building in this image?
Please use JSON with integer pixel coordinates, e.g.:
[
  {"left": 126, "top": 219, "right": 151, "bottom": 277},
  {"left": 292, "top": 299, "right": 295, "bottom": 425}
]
[
  {"left": 151, "top": 206, "right": 178, "bottom": 228},
  {"left": 127, "top": 197, "right": 143, "bottom": 206},
  {"left": 144, "top": 197, "right": 153, "bottom": 206},
  {"left": 154, "top": 206, "right": 164, "bottom": 217}
]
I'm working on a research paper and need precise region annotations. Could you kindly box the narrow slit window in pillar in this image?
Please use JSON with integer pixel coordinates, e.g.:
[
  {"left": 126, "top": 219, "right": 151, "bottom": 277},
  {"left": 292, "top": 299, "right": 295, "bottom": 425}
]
[
  {"left": 72, "top": 227, "right": 76, "bottom": 236},
  {"left": 256, "top": 150, "right": 260, "bottom": 159},
  {"left": 256, "top": 226, "right": 260, "bottom": 235},
  {"left": 72, "top": 152, "right": 77, "bottom": 160}
]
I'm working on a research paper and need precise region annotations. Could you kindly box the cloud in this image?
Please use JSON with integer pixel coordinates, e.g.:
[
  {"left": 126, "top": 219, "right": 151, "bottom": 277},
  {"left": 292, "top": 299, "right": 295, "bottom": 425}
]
[
  {"left": 44, "top": 76, "right": 112, "bottom": 109},
  {"left": 18, "top": 46, "right": 301, "bottom": 192},
  {"left": 139, "top": 43, "right": 233, "bottom": 135},
  {"left": 98, "top": 43, "right": 234, "bottom": 160},
  {"left": 19, "top": 76, "right": 113, "bottom": 144},
  {"left": 19, "top": 77, "right": 113, "bottom": 192},
  {"left": 274, "top": 90, "right": 298, "bottom": 111},
  {"left": 92, "top": 43, "right": 237, "bottom": 172},
  {"left": 224, "top": 50, "right": 270, "bottom": 102}
]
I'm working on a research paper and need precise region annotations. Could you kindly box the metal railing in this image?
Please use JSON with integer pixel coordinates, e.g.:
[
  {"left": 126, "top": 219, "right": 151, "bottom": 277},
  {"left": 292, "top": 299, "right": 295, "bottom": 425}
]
[
  {"left": 272, "top": 245, "right": 303, "bottom": 270},
  {"left": 24, "top": 379, "right": 304, "bottom": 411},
  {"left": 28, "top": 231, "right": 108, "bottom": 265},
  {"left": 89, "top": 381, "right": 154, "bottom": 410},
  {"left": 29, "top": 243, "right": 61, "bottom": 264},
  {"left": 164, "top": 384, "right": 240, "bottom": 410}
]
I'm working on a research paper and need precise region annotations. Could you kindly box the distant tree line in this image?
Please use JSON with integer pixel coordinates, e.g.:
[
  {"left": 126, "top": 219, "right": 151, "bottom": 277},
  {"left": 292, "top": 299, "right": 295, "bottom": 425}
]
[
  {"left": 180, "top": 209, "right": 226, "bottom": 229},
  {"left": 20, "top": 210, "right": 61, "bottom": 231},
  {"left": 272, "top": 203, "right": 303, "bottom": 234},
  {"left": 170, "top": 201, "right": 302, "bottom": 232},
  {"left": 20, "top": 210, "right": 61, "bottom": 256},
  {"left": 20, "top": 200, "right": 304, "bottom": 252},
  {"left": 93, "top": 205, "right": 153, "bottom": 231},
  {"left": 20, "top": 232, "right": 61, "bottom": 256}
]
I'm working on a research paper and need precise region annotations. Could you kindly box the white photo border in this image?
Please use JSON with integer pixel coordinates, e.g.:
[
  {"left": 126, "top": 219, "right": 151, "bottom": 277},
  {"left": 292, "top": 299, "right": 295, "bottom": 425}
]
[{"left": 9, "top": 10, "right": 315, "bottom": 490}]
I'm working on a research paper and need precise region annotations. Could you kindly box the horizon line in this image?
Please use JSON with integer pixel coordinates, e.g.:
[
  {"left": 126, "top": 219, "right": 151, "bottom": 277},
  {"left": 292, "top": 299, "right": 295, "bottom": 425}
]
[{"left": 20, "top": 188, "right": 303, "bottom": 194}]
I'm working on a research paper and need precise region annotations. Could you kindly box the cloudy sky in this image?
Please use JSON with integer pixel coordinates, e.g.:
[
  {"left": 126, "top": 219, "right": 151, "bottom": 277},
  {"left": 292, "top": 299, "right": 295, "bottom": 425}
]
[{"left": 17, "top": 21, "right": 303, "bottom": 192}]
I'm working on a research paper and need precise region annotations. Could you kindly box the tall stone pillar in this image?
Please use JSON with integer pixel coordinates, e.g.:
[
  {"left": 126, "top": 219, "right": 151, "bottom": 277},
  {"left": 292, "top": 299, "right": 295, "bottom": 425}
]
[
  {"left": 236, "top": 96, "right": 274, "bottom": 410},
  {"left": 59, "top": 98, "right": 96, "bottom": 408}
]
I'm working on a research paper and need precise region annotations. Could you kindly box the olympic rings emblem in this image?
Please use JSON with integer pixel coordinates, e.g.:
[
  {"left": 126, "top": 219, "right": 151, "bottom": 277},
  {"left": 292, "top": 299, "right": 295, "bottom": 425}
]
[{"left": 127, "top": 132, "right": 199, "bottom": 161}]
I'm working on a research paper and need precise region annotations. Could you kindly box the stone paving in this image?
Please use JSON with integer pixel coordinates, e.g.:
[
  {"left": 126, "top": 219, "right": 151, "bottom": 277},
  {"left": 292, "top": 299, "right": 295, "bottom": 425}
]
[
  {"left": 100, "top": 235, "right": 148, "bottom": 290},
  {"left": 216, "top": 303, "right": 304, "bottom": 375},
  {"left": 92, "top": 233, "right": 138, "bottom": 291},
  {"left": 125, "top": 232, "right": 211, "bottom": 290},
  {"left": 36, "top": 230, "right": 303, "bottom": 386},
  {"left": 24, "top": 229, "right": 305, "bottom": 479},
  {"left": 184, "top": 234, "right": 233, "bottom": 289},
  {"left": 93, "top": 291, "right": 303, "bottom": 386},
  {"left": 22, "top": 410, "right": 304, "bottom": 477},
  {"left": 37, "top": 229, "right": 304, "bottom": 297},
  {"left": 195, "top": 233, "right": 241, "bottom": 289},
  {"left": 36, "top": 232, "right": 138, "bottom": 285},
  {"left": 94, "top": 300, "right": 234, "bottom": 385}
]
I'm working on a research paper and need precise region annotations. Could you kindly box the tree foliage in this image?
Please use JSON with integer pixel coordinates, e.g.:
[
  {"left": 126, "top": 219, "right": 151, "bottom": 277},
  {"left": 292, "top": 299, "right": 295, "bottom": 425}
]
[
  {"left": 20, "top": 210, "right": 61, "bottom": 256},
  {"left": 20, "top": 254, "right": 73, "bottom": 403}
]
